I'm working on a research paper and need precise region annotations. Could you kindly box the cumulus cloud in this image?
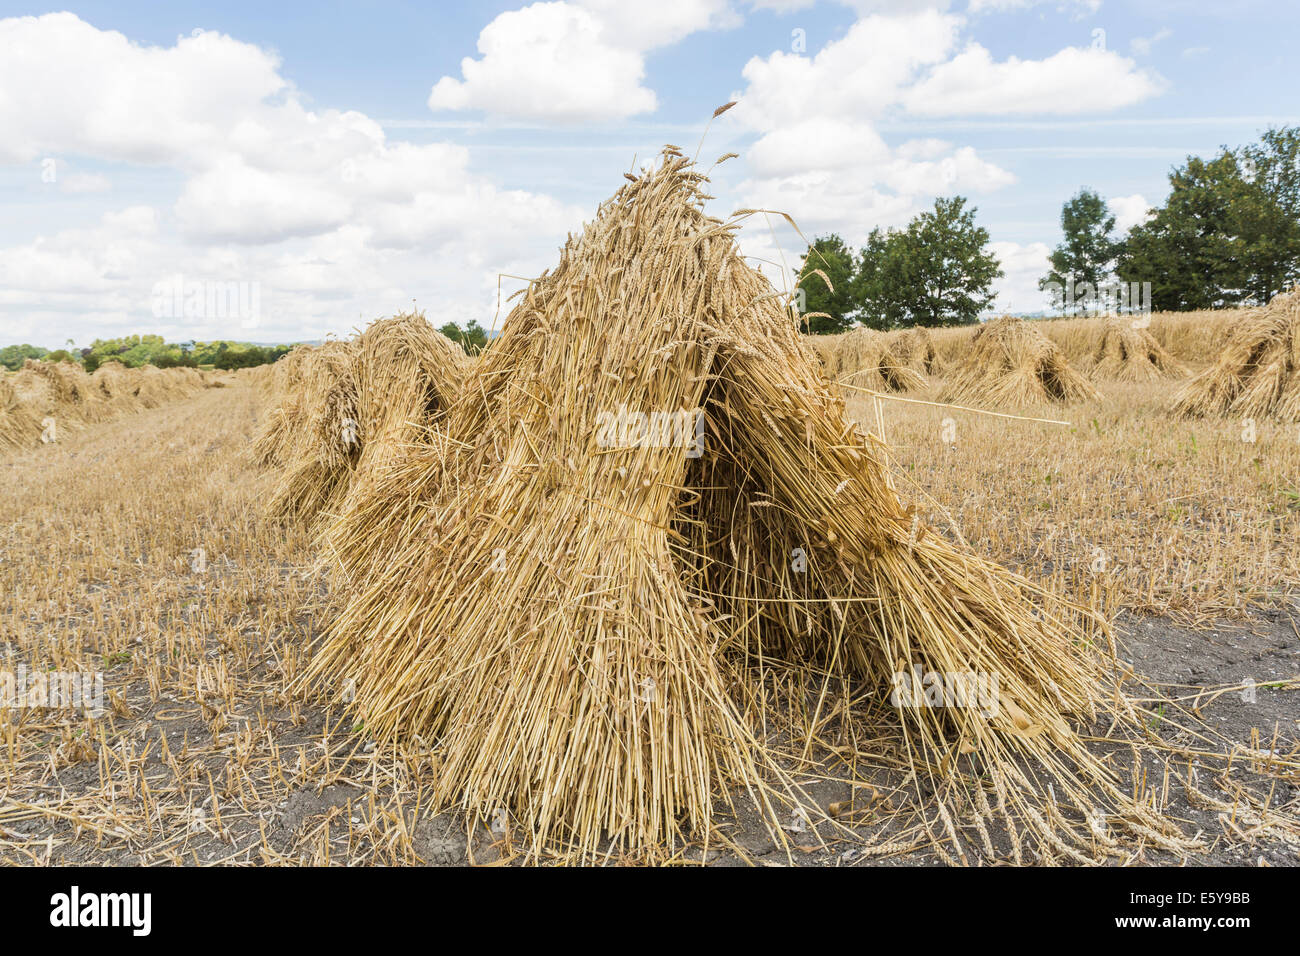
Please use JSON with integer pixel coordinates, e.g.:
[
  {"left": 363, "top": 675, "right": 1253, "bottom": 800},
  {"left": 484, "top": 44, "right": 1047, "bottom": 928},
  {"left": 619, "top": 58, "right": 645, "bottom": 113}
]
[
  {"left": 428, "top": 3, "right": 656, "bottom": 123},
  {"left": 0, "top": 14, "right": 287, "bottom": 166},
  {"left": 747, "top": 119, "right": 892, "bottom": 177},
  {"left": 987, "top": 240, "right": 1053, "bottom": 313},
  {"left": 175, "top": 157, "right": 355, "bottom": 244},
  {"left": 728, "top": 11, "right": 1004, "bottom": 237},
  {"left": 37, "top": 158, "right": 113, "bottom": 194},
  {"left": 1108, "top": 193, "right": 1152, "bottom": 233},
  {"left": 724, "top": 7, "right": 1161, "bottom": 245},
  {"left": 0, "top": 209, "right": 172, "bottom": 347},
  {"left": 746, "top": 0, "right": 818, "bottom": 12},
  {"left": 734, "top": 11, "right": 960, "bottom": 130},
  {"left": 428, "top": 0, "right": 737, "bottom": 123},
  {"left": 580, "top": 0, "right": 739, "bottom": 48},
  {"left": 903, "top": 45, "right": 1165, "bottom": 115},
  {"left": 0, "top": 13, "right": 583, "bottom": 344}
]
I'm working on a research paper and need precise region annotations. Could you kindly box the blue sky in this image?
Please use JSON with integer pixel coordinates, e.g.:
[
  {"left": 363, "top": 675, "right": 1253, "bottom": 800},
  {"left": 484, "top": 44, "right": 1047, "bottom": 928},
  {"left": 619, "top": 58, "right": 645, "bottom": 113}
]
[{"left": 1, "top": 0, "right": 1297, "bottom": 346}]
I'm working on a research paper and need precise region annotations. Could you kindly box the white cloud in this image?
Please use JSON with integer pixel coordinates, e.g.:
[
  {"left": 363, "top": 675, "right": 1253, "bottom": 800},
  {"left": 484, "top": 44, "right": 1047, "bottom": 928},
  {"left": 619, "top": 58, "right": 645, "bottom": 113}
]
[
  {"left": 0, "top": 6, "right": 1179, "bottom": 344},
  {"left": 988, "top": 240, "right": 1052, "bottom": 313},
  {"left": 0, "top": 207, "right": 164, "bottom": 349},
  {"left": 0, "top": 196, "right": 574, "bottom": 345},
  {"left": 724, "top": 6, "right": 1162, "bottom": 245},
  {"left": 734, "top": 11, "right": 960, "bottom": 130},
  {"left": 748, "top": 118, "right": 892, "bottom": 177},
  {"left": 428, "top": 0, "right": 737, "bottom": 123},
  {"left": 746, "top": 0, "right": 818, "bottom": 12},
  {"left": 102, "top": 206, "right": 160, "bottom": 237},
  {"left": 903, "top": 45, "right": 1165, "bottom": 115},
  {"left": 0, "top": 13, "right": 583, "bottom": 344},
  {"left": 728, "top": 11, "right": 1016, "bottom": 238},
  {"left": 1108, "top": 193, "right": 1151, "bottom": 232},
  {"left": 580, "top": 0, "right": 739, "bottom": 48},
  {"left": 883, "top": 144, "right": 1015, "bottom": 194},
  {"left": 176, "top": 157, "right": 355, "bottom": 244},
  {"left": 0, "top": 14, "right": 287, "bottom": 166},
  {"left": 839, "top": 0, "right": 956, "bottom": 11},
  {"left": 428, "top": 3, "right": 655, "bottom": 123},
  {"left": 39, "top": 158, "right": 113, "bottom": 194}
]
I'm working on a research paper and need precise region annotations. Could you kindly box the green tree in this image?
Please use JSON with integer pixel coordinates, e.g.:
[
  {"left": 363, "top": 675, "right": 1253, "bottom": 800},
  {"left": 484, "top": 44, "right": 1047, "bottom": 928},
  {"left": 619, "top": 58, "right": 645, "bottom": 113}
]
[
  {"left": 1116, "top": 152, "right": 1246, "bottom": 310},
  {"left": 438, "top": 320, "right": 490, "bottom": 354},
  {"left": 852, "top": 228, "right": 894, "bottom": 331},
  {"left": 1235, "top": 127, "right": 1300, "bottom": 302},
  {"left": 213, "top": 345, "right": 280, "bottom": 370},
  {"left": 75, "top": 335, "right": 288, "bottom": 370},
  {"left": 83, "top": 333, "right": 169, "bottom": 368},
  {"left": 856, "top": 197, "right": 1002, "bottom": 327},
  {"left": 152, "top": 349, "right": 199, "bottom": 368},
  {"left": 1115, "top": 127, "right": 1300, "bottom": 309},
  {"left": 1039, "top": 189, "right": 1118, "bottom": 313},
  {"left": 0, "top": 344, "right": 49, "bottom": 370},
  {"left": 796, "top": 234, "right": 858, "bottom": 334}
]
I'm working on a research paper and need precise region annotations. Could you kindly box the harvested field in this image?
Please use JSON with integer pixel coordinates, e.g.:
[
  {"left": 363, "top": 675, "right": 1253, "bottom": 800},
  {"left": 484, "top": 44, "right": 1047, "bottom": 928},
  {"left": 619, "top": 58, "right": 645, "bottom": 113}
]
[
  {"left": 254, "top": 340, "right": 361, "bottom": 523},
  {"left": 929, "top": 308, "right": 1259, "bottom": 371},
  {"left": 1173, "top": 289, "right": 1300, "bottom": 421},
  {"left": 939, "top": 316, "right": 1101, "bottom": 407},
  {"left": 1090, "top": 318, "right": 1186, "bottom": 382},
  {"left": 887, "top": 326, "right": 942, "bottom": 376},
  {"left": 7, "top": 10, "right": 1300, "bottom": 932},
  {"left": 2, "top": 361, "right": 1295, "bottom": 867},
  {"left": 812, "top": 326, "right": 927, "bottom": 391},
  {"left": 1, "top": 360, "right": 224, "bottom": 448}
]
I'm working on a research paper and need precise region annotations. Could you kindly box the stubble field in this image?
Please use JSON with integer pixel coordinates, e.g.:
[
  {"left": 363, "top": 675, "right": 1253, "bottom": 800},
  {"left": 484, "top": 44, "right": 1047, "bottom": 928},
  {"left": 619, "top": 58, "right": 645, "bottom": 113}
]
[{"left": 2, "top": 330, "right": 1296, "bottom": 866}]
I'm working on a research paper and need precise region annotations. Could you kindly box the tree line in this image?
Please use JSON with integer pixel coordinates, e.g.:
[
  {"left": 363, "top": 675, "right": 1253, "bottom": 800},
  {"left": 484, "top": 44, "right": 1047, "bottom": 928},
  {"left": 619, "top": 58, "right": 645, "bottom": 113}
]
[
  {"left": 2, "top": 322, "right": 492, "bottom": 374},
  {"left": 1042, "top": 127, "right": 1299, "bottom": 312},
  {"left": 798, "top": 127, "right": 1300, "bottom": 333},
  {"left": 4, "top": 322, "right": 489, "bottom": 373},
  {"left": 798, "top": 196, "right": 1002, "bottom": 333},
  {"left": 1, "top": 335, "right": 291, "bottom": 372}
]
